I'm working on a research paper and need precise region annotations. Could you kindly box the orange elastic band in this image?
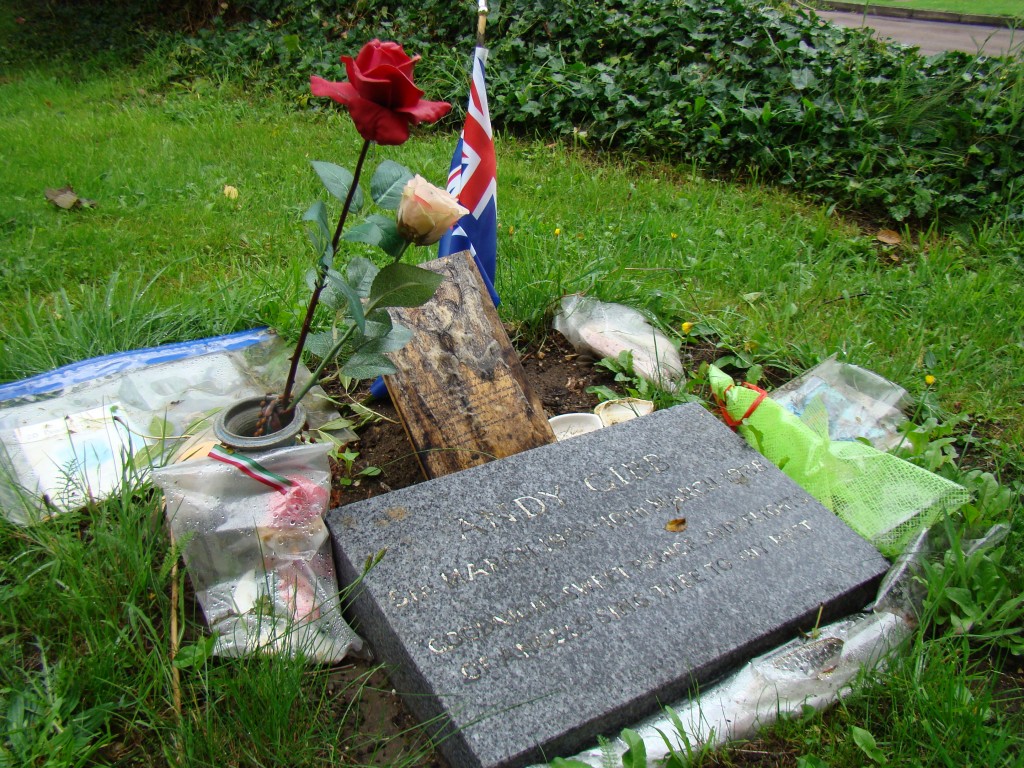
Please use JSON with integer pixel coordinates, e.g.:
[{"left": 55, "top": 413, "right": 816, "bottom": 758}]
[{"left": 716, "top": 382, "right": 768, "bottom": 430}]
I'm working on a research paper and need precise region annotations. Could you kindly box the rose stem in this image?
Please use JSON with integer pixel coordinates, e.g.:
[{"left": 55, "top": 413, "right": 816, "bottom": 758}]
[{"left": 280, "top": 138, "right": 373, "bottom": 412}]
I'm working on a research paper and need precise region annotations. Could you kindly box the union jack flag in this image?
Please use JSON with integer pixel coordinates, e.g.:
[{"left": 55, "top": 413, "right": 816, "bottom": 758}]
[
  {"left": 437, "top": 46, "right": 499, "bottom": 306},
  {"left": 368, "top": 46, "right": 499, "bottom": 400}
]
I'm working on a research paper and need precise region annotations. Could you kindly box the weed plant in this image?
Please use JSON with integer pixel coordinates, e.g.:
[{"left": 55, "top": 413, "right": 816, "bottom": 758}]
[{"left": 1, "top": 3, "right": 1022, "bottom": 767}]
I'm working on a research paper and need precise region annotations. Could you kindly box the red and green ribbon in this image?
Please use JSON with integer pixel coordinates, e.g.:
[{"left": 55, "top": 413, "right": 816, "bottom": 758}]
[{"left": 208, "top": 445, "right": 294, "bottom": 495}]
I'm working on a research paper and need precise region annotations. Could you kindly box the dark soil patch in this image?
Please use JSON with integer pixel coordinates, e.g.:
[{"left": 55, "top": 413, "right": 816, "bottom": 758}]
[
  {"left": 324, "top": 327, "right": 772, "bottom": 509},
  {"left": 332, "top": 329, "right": 651, "bottom": 507}
]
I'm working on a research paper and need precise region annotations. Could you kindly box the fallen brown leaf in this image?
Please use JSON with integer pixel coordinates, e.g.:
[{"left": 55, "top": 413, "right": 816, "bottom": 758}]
[{"left": 45, "top": 185, "right": 97, "bottom": 210}]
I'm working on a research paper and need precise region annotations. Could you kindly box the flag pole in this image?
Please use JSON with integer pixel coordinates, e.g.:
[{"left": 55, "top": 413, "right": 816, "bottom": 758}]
[{"left": 477, "top": 0, "right": 488, "bottom": 48}]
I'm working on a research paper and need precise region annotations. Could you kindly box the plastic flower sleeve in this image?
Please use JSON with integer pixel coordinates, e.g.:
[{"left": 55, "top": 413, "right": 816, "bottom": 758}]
[
  {"left": 153, "top": 441, "right": 362, "bottom": 661},
  {"left": 553, "top": 294, "right": 684, "bottom": 391},
  {"left": 708, "top": 365, "right": 968, "bottom": 557}
]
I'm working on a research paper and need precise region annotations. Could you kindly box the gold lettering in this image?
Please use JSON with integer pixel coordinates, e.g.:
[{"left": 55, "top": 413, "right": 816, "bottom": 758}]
[
  {"left": 609, "top": 466, "right": 631, "bottom": 485},
  {"left": 440, "top": 568, "right": 463, "bottom": 587},
  {"left": 644, "top": 454, "right": 670, "bottom": 473},
  {"left": 584, "top": 472, "right": 616, "bottom": 492}
]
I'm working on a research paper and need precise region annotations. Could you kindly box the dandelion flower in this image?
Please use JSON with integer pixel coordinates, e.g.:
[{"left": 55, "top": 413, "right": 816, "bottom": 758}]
[
  {"left": 554, "top": 228, "right": 561, "bottom": 236},
  {"left": 925, "top": 374, "right": 936, "bottom": 386},
  {"left": 681, "top": 322, "right": 694, "bottom": 334},
  {"left": 671, "top": 232, "right": 678, "bottom": 240}
]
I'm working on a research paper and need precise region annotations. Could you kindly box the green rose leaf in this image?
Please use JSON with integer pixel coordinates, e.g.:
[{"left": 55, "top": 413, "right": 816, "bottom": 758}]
[
  {"left": 304, "top": 266, "right": 320, "bottom": 293},
  {"left": 302, "top": 200, "right": 332, "bottom": 262},
  {"left": 319, "top": 268, "right": 344, "bottom": 310},
  {"left": 360, "top": 323, "right": 413, "bottom": 354},
  {"left": 340, "top": 350, "right": 398, "bottom": 380},
  {"left": 346, "top": 256, "right": 379, "bottom": 299},
  {"left": 341, "top": 215, "right": 405, "bottom": 260},
  {"left": 311, "top": 160, "right": 364, "bottom": 213},
  {"left": 305, "top": 329, "right": 345, "bottom": 358},
  {"left": 377, "top": 219, "right": 408, "bottom": 260},
  {"left": 368, "top": 262, "right": 443, "bottom": 309},
  {"left": 363, "top": 308, "right": 393, "bottom": 339},
  {"left": 371, "top": 160, "right": 414, "bottom": 210},
  {"left": 340, "top": 218, "right": 382, "bottom": 247},
  {"left": 325, "top": 270, "right": 366, "bottom": 332}
]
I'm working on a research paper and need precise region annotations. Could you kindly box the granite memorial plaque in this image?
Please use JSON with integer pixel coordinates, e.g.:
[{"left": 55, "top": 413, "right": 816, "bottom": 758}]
[{"left": 326, "top": 403, "right": 890, "bottom": 768}]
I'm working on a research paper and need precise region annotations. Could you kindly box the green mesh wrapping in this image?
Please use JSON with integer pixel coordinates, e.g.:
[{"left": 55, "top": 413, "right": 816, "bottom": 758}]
[{"left": 709, "top": 366, "right": 968, "bottom": 557}]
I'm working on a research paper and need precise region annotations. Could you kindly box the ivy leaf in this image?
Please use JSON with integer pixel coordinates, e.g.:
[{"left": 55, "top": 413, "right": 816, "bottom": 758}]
[
  {"left": 311, "top": 160, "right": 364, "bottom": 213},
  {"left": 371, "top": 160, "right": 414, "bottom": 210},
  {"left": 368, "top": 263, "right": 443, "bottom": 308},
  {"left": 790, "top": 68, "right": 818, "bottom": 90}
]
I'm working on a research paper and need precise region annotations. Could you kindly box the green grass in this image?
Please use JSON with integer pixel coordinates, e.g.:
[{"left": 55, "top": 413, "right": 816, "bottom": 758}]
[
  {"left": 2, "top": 38, "right": 1022, "bottom": 768},
  {"left": 847, "top": 0, "right": 1024, "bottom": 18}
]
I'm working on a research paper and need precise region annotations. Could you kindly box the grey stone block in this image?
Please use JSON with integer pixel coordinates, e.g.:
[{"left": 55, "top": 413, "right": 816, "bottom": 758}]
[{"left": 326, "top": 403, "right": 890, "bottom": 768}]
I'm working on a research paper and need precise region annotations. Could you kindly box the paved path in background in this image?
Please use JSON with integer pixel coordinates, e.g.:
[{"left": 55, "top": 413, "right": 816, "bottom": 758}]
[{"left": 819, "top": 9, "right": 1021, "bottom": 56}]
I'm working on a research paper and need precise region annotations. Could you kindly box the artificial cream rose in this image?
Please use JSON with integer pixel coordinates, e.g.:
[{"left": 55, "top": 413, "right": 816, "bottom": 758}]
[{"left": 396, "top": 175, "right": 468, "bottom": 246}]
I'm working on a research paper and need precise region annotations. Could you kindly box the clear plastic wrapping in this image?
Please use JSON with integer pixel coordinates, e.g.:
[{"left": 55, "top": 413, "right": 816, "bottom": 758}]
[
  {"left": 553, "top": 294, "right": 684, "bottom": 391},
  {"left": 153, "top": 441, "right": 361, "bottom": 661}
]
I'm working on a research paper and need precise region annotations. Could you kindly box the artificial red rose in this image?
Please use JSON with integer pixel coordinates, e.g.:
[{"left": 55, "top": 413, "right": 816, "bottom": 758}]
[{"left": 310, "top": 39, "right": 451, "bottom": 146}]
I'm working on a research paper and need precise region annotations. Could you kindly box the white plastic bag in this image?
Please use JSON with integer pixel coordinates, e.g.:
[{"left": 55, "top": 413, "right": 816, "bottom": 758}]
[
  {"left": 153, "top": 441, "right": 361, "bottom": 661},
  {"left": 553, "top": 295, "right": 684, "bottom": 391}
]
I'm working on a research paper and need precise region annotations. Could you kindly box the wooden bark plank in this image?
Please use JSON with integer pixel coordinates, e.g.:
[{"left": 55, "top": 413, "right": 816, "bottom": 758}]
[{"left": 382, "top": 251, "right": 556, "bottom": 479}]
